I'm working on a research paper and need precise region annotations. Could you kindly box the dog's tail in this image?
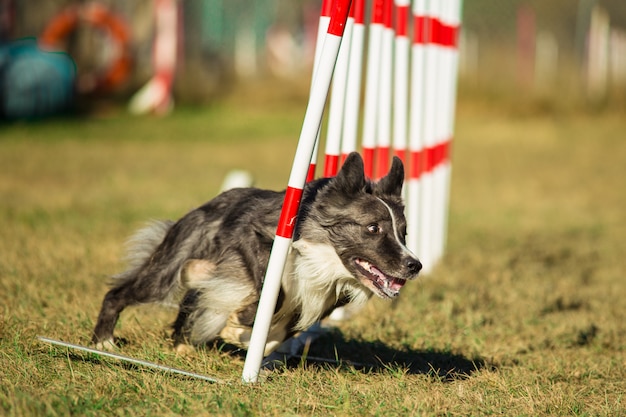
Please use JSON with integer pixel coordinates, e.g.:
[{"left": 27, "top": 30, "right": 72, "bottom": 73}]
[
  {"left": 111, "top": 219, "right": 187, "bottom": 306},
  {"left": 116, "top": 220, "right": 174, "bottom": 276},
  {"left": 93, "top": 218, "right": 197, "bottom": 345}
]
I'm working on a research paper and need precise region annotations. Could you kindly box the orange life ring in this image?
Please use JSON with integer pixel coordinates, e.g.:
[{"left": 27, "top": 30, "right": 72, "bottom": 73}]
[{"left": 39, "top": 2, "right": 132, "bottom": 93}]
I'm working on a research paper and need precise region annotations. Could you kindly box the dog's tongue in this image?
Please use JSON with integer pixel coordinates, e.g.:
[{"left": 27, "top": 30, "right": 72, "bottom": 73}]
[
  {"left": 355, "top": 258, "right": 406, "bottom": 298},
  {"left": 389, "top": 277, "right": 406, "bottom": 291},
  {"left": 371, "top": 265, "right": 405, "bottom": 292}
]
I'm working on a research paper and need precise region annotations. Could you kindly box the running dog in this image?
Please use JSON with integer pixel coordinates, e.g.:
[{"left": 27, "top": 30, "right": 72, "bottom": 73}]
[{"left": 91, "top": 152, "right": 422, "bottom": 355}]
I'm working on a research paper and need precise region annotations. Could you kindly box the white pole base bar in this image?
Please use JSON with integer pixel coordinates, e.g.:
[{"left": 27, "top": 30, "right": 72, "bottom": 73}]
[{"left": 38, "top": 336, "right": 223, "bottom": 383}]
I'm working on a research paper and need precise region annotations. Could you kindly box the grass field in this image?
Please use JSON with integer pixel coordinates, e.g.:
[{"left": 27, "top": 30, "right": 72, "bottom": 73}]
[{"left": 1, "top": 94, "right": 625, "bottom": 416}]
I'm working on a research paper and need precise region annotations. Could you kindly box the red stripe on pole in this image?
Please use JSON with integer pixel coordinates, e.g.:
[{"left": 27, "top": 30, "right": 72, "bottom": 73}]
[
  {"left": 429, "top": 17, "right": 442, "bottom": 45},
  {"left": 410, "top": 150, "right": 422, "bottom": 179},
  {"left": 441, "top": 24, "right": 460, "bottom": 48},
  {"left": 363, "top": 147, "right": 375, "bottom": 179},
  {"left": 423, "top": 146, "right": 434, "bottom": 172},
  {"left": 413, "top": 15, "right": 427, "bottom": 44},
  {"left": 396, "top": 5, "right": 409, "bottom": 37},
  {"left": 430, "top": 144, "right": 438, "bottom": 169},
  {"left": 377, "top": 146, "right": 389, "bottom": 179},
  {"left": 327, "top": 0, "right": 353, "bottom": 36},
  {"left": 382, "top": 0, "right": 392, "bottom": 28},
  {"left": 306, "top": 163, "right": 316, "bottom": 183},
  {"left": 323, "top": 154, "right": 340, "bottom": 177},
  {"left": 433, "top": 143, "right": 443, "bottom": 168},
  {"left": 394, "top": 148, "right": 407, "bottom": 167},
  {"left": 442, "top": 139, "right": 452, "bottom": 163},
  {"left": 354, "top": 0, "right": 365, "bottom": 24},
  {"left": 371, "top": 0, "right": 385, "bottom": 24},
  {"left": 321, "top": 0, "right": 333, "bottom": 17},
  {"left": 440, "top": 23, "right": 450, "bottom": 47},
  {"left": 276, "top": 186, "right": 304, "bottom": 238}
]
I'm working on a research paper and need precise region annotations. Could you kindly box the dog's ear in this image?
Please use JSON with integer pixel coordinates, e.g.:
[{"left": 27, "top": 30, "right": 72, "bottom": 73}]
[
  {"left": 329, "top": 152, "right": 366, "bottom": 195},
  {"left": 375, "top": 156, "right": 404, "bottom": 196}
]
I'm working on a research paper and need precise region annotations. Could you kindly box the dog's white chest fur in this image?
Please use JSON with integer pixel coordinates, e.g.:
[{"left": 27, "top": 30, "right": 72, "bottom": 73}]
[
  {"left": 287, "top": 239, "right": 370, "bottom": 328},
  {"left": 219, "top": 239, "right": 370, "bottom": 355}
]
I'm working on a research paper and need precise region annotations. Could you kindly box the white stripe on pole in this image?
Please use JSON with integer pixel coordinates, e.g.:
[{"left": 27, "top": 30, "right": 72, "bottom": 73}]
[
  {"left": 361, "top": 0, "right": 385, "bottom": 178},
  {"left": 407, "top": 0, "right": 427, "bottom": 257},
  {"left": 375, "top": 0, "right": 394, "bottom": 180},
  {"left": 241, "top": 0, "right": 352, "bottom": 384},
  {"left": 340, "top": 0, "right": 366, "bottom": 162},
  {"left": 324, "top": 3, "right": 355, "bottom": 177}
]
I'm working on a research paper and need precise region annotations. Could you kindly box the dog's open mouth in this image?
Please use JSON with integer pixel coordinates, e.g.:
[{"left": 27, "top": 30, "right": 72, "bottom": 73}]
[{"left": 354, "top": 258, "right": 406, "bottom": 299}]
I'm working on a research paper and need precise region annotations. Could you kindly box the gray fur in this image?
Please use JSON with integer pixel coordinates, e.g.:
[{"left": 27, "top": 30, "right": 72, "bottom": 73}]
[{"left": 91, "top": 152, "right": 422, "bottom": 355}]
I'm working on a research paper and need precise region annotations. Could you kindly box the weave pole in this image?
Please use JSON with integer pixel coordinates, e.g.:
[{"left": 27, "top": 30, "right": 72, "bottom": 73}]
[
  {"left": 417, "top": 0, "right": 443, "bottom": 273},
  {"left": 393, "top": 0, "right": 411, "bottom": 167},
  {"left": 375, "top": 0, "right": 393, "bottom": 179},
  {"left": 305, "top": 0, "right": 333, "bottom": 182},
  {"left": 340, "top": 0, "right": 366, "bottom": 163},
  {"left": 321, "top": 0, "right": 462, "bottom": 271},
  {"left": 323, "top": 1, "right": 356, "bottom": 177},
  {"left": 423, "top": 0, "right": 450, "bottom": 269},
  {"left": 435, "top": 0, "right": 462, "bottom": 261},
  {"left": 128, "top": 0, "right": 178, "bottom": 115},
  {"left": 431, "top": 0, "right": 448, "bottom": 266},
  {"left": 241, "top": 0, "right": 352, "bottom": 384},
  {"left": 361, "top": 0, "right": 386, "bottom": 178},
  {"left": 406, "top": 0, "right": 427, "bottom": 257},
  {"left": 413, "top": 0, "right": 461, "bottom": 271}
]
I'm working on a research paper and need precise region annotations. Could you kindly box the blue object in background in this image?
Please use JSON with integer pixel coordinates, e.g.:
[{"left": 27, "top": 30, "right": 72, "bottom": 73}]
[{"left": 0, "top": 39, "right": 76, "bottom": 120}]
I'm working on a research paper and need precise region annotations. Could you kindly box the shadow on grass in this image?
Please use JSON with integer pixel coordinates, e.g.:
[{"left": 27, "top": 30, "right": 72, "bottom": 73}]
[
  {"left": 39, "top": 329, "right": 491, "bottom": 383},
  {"left": 274, "top": 328, "right": 492, "bottom": 381}
]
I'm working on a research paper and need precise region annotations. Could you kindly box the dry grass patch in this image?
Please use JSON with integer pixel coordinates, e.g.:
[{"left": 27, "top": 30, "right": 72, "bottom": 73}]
[{"left": 1, "top": 102, "right": 625, "bottom": 416}]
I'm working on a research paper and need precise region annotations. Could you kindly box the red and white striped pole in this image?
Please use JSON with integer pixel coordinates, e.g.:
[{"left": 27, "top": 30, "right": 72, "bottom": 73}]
[
  {"left": 241, "top": 0, "right": 352, "bottom": 384},
  {"left": 393, "top": 0, "right": 411, "bottom": 168},
  {"left": 407, "top": 0, "right": 427, "bottom": 256},
  {"left": 431, "top": 0, "right": 448, "bottom": 266},
  {"left": 306, "top": 0, "right": 334, "bottom": 182},
  {"left": 375, "top": 0, "right": 394, "bottom": 180},
  {"left": 340, "top": 0, "right": 366, "bottom": 164},
  {"left": 128, "top": 0, "right": 178, "bottom": 115},
  {"left": 417, "top": 0, "right": 442, "bottom": 273},
  {"left": 361, "top": 0, "right": 386, "bottom": 179},
  {"left": 437, "top": 0, "right": 462, "bottom": 260},
  {"left": 323, "top": 1, "right": 356, "bottom": 178}
]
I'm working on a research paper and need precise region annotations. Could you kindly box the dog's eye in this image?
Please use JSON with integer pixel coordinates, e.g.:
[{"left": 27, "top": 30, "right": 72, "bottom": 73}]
[{"left": 367, "top": 224, "right": 382, "bottom": 234}]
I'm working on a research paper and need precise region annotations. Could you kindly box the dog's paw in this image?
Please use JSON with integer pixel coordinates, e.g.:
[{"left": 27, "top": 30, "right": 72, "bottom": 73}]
[
  {"left": 95, "top": 338, "right": 117, "bottom": 351},
  {"left": 174, "top": 343, "right": 195, "bottom": 356}
]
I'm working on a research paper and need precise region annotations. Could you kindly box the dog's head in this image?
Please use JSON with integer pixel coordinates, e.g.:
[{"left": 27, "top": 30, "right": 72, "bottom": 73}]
[{"left": 306, "top": 152, "right": 422, "bottom": 299}]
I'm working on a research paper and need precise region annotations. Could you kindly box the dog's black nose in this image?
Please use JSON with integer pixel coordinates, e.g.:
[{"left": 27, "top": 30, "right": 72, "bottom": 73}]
[{"left": 404, "top": 257, "right": 422, "bottom": 275}]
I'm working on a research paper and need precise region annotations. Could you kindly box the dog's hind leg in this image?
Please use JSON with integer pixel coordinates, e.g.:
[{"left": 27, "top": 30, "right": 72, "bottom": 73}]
[
  {"left": 171, "top": 289, "right": 200, "bottom": 353},
  {"left": 172, "top": 259, "right": 237, "bottom": 353},
  {"left": 91, "top": 281, "right": 150, "bottom": 349},
  {"left": 91, "top": 270, "right": 179, "bottom": 349},
  {"left": 92, "top": 258, "right": 217, "bottom": 349}
]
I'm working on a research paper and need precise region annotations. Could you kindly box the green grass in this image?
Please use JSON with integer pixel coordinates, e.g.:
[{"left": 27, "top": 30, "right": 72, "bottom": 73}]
[{"left": 1, "top": 97, "right": 625, "bottom": 416}]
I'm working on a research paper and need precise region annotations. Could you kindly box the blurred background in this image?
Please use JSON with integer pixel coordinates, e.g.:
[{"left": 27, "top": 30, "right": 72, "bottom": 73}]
[{"left": 1, "top": 0, "right": 625, "bottom": 119}]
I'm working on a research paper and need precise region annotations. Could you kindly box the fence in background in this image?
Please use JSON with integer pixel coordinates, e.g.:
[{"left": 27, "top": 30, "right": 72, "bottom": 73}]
[{"left": 4, "top": 0, "right": 626, "bottom": 104}]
